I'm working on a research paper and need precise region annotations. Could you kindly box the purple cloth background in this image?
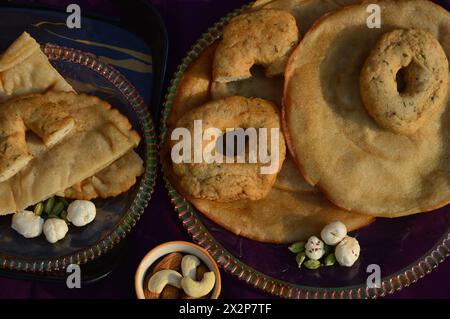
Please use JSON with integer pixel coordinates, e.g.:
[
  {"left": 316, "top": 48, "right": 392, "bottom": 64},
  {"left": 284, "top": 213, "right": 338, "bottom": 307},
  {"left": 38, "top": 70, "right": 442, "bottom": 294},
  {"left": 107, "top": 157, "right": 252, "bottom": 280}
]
[{"left": 0, "top": 0, "right": 449, "bottom": 299}]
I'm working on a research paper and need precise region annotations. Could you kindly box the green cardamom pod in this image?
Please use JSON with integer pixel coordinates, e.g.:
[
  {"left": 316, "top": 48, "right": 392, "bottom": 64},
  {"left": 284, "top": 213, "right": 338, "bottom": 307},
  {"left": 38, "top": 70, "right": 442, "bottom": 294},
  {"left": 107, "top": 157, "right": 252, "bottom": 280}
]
[
  {"left": 304, "top": 259, "right": 321, "bottom": 270},
  {"left": 323, "top": 244, "right": 332, "bottom": 255},
  {"left": 44, "top": 197, "right": 55, "bottom": 214},
  {"left": 288, "top": 241, "right": 306, "bottom": 253},
  {"left": 324, "top": 254, "right": 336, "bottom": 266},
  {"left": 34, "top": 202, "right": 44, "bottom": 216},
  {"left": 296, "top": 252, "right": 306, "bottom": 268}
]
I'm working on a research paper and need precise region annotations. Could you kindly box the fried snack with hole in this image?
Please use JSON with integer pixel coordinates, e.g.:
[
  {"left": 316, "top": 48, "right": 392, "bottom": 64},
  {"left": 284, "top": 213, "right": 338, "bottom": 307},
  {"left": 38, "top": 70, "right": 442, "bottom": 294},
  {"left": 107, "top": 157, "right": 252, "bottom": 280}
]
[
  {"left": 213, "top": 9, "right": 299, "bottom": 83},
  {"left": 360, "top": 28, "right": 448, "bottom": 135},
  {"left": 171, "top": 96, "right": 286, "bottom": 202}
]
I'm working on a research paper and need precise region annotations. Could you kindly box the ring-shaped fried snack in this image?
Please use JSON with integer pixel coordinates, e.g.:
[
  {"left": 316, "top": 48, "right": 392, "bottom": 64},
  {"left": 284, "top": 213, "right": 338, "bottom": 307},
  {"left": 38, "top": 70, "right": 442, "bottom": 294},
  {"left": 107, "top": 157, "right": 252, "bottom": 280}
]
[
  {"left": 171, "top": 96, "right": 286, "bottom": 202},
  {"left": 213, "top": 9, "right": 299, "bottom": 83},
  {"left": 360, "top": 29, "right": 449, "bottom": 135}
]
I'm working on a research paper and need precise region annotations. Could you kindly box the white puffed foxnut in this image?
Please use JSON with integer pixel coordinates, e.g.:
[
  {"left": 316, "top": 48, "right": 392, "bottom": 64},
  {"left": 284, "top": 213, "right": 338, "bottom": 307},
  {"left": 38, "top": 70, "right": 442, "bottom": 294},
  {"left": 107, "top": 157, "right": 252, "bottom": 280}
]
[
  {"left": 320, "top": 221, "right": 347, "bottom": 246},
  {"left": 335, "top": 236, "right": 360, "bottom": 267},
  {"left": 11, "top": 210, "right": 44, "bottom": 238},
  {"left": 305, "top": 236, "right": 325, "bottom": 260},
  {"left": 43, "top": 218, "right": 68, "bottom": 244},
  {"left": 67, "top": 200, "right": 96, "bottom": 227}
]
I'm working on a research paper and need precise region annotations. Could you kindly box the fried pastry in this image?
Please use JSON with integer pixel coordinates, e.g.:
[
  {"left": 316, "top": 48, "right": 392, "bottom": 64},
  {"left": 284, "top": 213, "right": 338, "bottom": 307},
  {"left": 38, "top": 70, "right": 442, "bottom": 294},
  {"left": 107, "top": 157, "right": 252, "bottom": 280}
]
[
  {"left": 171, "top": 96, "right": 286, "bottom": 202},
  {"left": 0, "top": 32, "right": 74, "bottom": 102},
  {"left": 0, "top": 92, "right": 140, "bottom": 215},
  {"left": 360, "top": 28, "right": 449, "bottom": 135},
  {"left": 63, "top": 150, "right": 144, "bottom": 200},
  {"left": 0, "top": 97, "right": 75, "bottom": 182},
  {"left": 213, "top": 9, "right": 299, "bottom": 83}
]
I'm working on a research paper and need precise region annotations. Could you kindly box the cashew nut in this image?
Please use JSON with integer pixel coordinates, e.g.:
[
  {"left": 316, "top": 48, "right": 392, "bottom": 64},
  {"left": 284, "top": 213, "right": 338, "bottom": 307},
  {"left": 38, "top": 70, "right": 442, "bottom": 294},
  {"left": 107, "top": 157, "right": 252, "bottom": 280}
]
[
  {"left": 180, "top": 272, "right": 216, "bottom": 298},
  {"left": 147, "top": 269, "right": 183, "bottom": 294},
  {"left": 181, "top": 254, "right": 200, "bottom": 280}
]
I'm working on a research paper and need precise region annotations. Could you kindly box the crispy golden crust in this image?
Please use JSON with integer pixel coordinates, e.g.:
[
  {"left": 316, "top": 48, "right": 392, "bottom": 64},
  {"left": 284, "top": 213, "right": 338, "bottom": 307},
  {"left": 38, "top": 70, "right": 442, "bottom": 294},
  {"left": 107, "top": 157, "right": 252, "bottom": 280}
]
[
  {"left": 251, "top": 0, "right": 364, "bottom": 34},
  {"left": 283, "top": 0, "right": 450, "bottom": 217},
  {"left": 167, "top": 43, "right": 218, "bottom": 130},
  {"left": 172, "top": 96, "right": 286, "bottom": 202},
  {"left": 211, "top": 66, "right": 284, "bottom": 106},
  {"left": 360, "top": 28, "right": 449, "bottom": 135},
  {"left": 213, "top": 9, "right": 299, "bottom": 82},
  {"left": 0, "top": 92, "right": 140, "bottom": 215},
  {"left": 161, "top": 43, "right": 217, "bottom": 170},
  {"left": 273, "top": 155, "right": 314, "bottom": 193},
  {"left": 64, "top": 150, "right": 144, "bottom": 200},
  {"left": 0, "top": 32, "right": 74, "bottom": 102},
  {"left": 0, "top": 98, "right": 75, "bottom": 182}
]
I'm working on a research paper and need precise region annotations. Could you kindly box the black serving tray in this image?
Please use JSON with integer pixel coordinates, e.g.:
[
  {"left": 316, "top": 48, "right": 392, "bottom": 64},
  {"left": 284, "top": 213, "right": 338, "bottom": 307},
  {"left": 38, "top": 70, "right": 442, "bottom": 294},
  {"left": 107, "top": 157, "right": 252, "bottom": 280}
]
[{"left": 0, "top": 0, "right": 167, "bottom": 284}]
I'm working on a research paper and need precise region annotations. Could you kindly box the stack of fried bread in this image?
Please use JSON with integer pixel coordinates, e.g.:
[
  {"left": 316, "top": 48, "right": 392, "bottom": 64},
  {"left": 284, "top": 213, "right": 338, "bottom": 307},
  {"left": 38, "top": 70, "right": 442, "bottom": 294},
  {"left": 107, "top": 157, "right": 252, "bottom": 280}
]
[
  {"left": 162, "top": 0, "right": 450, "bottom": 243},
  {"left": 0, "top": 32, "right": 144, "bottom": 215}
]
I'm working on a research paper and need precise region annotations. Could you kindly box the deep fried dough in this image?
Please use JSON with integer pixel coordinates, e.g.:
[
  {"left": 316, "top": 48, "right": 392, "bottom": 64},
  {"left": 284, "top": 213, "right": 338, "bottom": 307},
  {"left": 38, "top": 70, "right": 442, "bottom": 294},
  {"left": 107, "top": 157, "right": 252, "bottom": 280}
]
[
  {"left": 213, "top": 9, "right": 298, "bottom": 82},
  {"left": 0, "top": 92, "right": 140, "bottom": 215},
  {"left": 64, "top": 150, "right": 144, "bottom": 200}
]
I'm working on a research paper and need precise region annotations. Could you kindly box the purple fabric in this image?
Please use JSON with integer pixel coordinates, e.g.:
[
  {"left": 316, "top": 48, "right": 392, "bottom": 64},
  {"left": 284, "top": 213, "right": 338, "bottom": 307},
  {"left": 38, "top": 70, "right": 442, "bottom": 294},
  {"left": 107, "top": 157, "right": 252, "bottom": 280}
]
[{"left": 0, "top": 0, "right": 449, "bottom": 299}]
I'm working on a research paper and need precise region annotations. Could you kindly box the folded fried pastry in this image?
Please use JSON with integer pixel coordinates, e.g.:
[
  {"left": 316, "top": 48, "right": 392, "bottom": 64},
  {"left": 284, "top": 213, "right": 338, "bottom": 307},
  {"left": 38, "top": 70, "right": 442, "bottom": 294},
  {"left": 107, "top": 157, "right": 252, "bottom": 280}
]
[{"left": 0, "top": 92, "right": 140, "bottom": 215}]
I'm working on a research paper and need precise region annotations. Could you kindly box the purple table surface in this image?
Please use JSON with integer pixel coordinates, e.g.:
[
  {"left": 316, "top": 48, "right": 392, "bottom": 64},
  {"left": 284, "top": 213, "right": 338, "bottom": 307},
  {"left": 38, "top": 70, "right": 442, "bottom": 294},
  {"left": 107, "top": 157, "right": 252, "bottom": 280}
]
[{"left": 0, "top": 0, "right": 449, "bottom": 299}]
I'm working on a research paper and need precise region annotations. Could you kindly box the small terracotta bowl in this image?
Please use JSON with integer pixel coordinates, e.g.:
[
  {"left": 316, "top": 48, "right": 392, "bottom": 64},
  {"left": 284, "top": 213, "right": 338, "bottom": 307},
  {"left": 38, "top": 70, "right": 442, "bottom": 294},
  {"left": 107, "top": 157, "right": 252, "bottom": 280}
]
[{"left": 135, "top": 241, "right": 222, "bottom": 299}]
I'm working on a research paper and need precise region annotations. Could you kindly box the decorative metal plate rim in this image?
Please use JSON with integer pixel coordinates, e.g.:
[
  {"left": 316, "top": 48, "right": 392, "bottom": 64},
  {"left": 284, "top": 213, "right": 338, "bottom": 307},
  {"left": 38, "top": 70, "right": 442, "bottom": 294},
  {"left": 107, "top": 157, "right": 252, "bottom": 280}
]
[
  {"left": 160, "top": 2, "right": 450, "bottom": 299},
  {"left": 0, "top": 44, "right": 157, "bottom": 273}
]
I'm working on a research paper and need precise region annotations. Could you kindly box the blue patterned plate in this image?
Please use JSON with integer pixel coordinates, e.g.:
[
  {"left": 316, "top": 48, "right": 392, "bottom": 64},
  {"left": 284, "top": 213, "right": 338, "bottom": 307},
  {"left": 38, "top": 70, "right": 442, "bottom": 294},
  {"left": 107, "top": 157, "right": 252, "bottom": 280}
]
[{"left": 0, "top": 44, "right": 157, "bottom": 272}]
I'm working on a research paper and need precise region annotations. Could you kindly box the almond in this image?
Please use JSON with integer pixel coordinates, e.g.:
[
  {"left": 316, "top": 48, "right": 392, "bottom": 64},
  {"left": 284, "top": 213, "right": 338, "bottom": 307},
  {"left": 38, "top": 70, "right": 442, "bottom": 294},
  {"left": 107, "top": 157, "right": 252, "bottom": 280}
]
[
  {"left": 151, "top": 252, "right": 183, "bottom": 274},
  {"left": 196, "top": 264, "right": 209, "bottom": 281},
  {"left": 160, "top": 285, "right": 180, "bottom": 299}
]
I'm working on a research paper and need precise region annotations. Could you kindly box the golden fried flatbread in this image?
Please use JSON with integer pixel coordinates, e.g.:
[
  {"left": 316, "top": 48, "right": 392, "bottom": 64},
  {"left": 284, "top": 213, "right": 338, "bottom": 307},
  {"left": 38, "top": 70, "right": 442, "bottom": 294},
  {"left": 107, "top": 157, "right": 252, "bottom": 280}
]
[
  {"left": 166, "top": 164, "right": 372, "bottom": 243},
  {"left": 0, "top": 32, "right": 74, "bottom": 102},
  {"left": 162, "top": 41, "right": 374, "bottom": 243},
  {"left": 26, "top": 133, "right": 144, "bottom": 200},
  {"left": 284, "top": 0, "right": 450, "bottom": 217},
  {"left": 167, "top": 43, "right": 218, "bottom": 130},
  {"left": 274, "top": 155, "right": 314, "bottom": 193},
  {"left": 211, "top": 66, "right": 283, "bottom": 106},
  {"left": 25, "top": 132, "right": 144, "bottom": 202},
  {"left": 63, "top": 150, "right": 144, "bottom": 200},
  {"left": 251, "top": 0, "right": 363, "bottom": 32},
  {"left": 0, "top": 92, "right": 140, "bottom": 215},
  {"left": 189, "top": 189, "right": 373, "bottom": 243}
]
